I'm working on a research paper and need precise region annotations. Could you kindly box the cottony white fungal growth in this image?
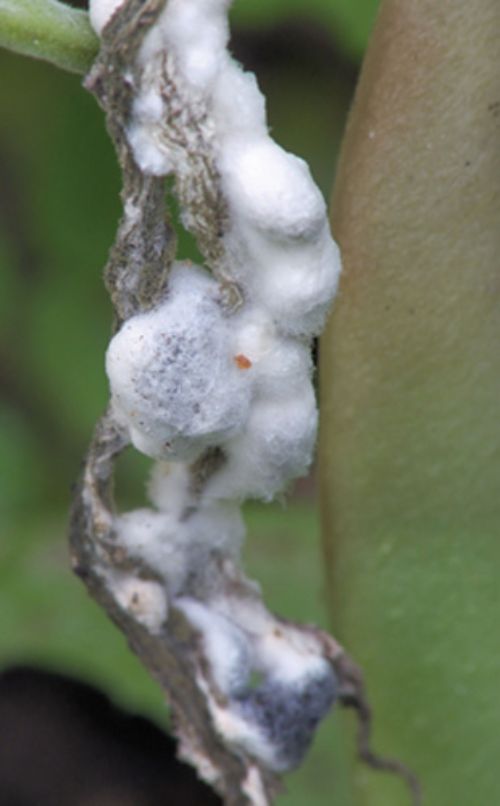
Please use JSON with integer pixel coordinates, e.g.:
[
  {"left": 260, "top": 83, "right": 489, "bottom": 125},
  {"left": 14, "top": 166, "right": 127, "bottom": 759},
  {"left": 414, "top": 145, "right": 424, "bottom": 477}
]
[
  {"left": 109, "top": 573, "right": 168, "bottom": 633},
  {"left": 88, "top": 0, "right": 125, "bottom": 33},
  {"left": 90, "top": 0, "right": 342, "bottom": 780},
  {"left": 106, "top": 262, "right": 253, "bottom": 462},
  {"left": 176, "top": 592, "right": 337, "bottom": 771}
]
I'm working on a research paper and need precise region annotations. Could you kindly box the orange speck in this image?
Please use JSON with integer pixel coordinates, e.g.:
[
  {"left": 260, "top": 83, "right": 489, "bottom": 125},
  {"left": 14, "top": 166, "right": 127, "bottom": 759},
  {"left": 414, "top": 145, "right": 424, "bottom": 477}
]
[{"left": 234, "top": 353, "right": 252, "bottom": 370}]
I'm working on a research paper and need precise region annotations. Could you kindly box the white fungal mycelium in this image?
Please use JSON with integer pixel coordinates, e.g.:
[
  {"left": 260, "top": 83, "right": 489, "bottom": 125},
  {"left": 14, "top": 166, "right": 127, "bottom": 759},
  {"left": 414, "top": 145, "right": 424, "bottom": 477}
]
[
  {"left": 90, "top": 0, "right": 341, "bottom": 777},
  {"left": 108, "top": 572, "right": 168, "bottom": 633}
]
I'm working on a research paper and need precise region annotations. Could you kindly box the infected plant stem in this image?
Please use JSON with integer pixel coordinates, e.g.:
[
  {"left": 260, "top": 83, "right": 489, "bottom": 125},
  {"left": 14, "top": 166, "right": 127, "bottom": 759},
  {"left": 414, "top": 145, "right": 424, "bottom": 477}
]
[
  {"left": 69, "top": 1, "right": 420, "bottom": 803},
  {"left": 69, "top": 411, "right": 280, "bottom": 805}
]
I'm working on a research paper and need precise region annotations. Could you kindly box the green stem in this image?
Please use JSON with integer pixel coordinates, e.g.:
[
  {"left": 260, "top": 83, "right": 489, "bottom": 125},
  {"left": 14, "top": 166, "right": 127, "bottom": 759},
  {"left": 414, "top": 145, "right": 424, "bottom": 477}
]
[
  {"left": 321, "top": 1, "right": 500, "bottom": 804},
  {"left": 0, "top": 0, "right": 98, "bottom": 74}
]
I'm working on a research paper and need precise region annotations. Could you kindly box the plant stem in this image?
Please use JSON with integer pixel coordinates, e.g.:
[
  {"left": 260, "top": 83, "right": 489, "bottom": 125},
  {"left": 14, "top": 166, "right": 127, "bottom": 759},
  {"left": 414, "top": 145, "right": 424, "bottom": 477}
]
[
  {"left": 321, "top": 1, "right": 500, "bottom": 803},
  {"left": 0, "top": 0, "right": 98, "bottom": 74}
]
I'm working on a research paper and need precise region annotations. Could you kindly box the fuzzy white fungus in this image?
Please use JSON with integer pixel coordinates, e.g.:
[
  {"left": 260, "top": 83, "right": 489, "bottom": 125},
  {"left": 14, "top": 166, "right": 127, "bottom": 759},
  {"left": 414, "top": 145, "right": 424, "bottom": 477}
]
[
  {"left": 177, "top": 594, "right": 337, "bottom": 770},
  {"left": 108, "top": 573, "right": 168, "bottom": 634},
  {"left": 90, "top": 0, "right": 342, "bottom": 775},
  {"left": 106, "top": 262, "right": 253, "bottom": 462},
  {"left": 88, "top": 0, "right": 125, "bottom": 34},
  {"left": 115, "top": 501, "right": 245, "bottom": 597},
  {"left": 206, "top": 388, "right": 318, "bottom": 501}
]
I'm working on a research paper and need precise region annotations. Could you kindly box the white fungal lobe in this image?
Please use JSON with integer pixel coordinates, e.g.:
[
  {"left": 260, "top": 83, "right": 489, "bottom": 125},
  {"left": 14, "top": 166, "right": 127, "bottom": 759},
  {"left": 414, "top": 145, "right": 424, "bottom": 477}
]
[
  {"left": 106, "top": 263, "right": 253, "bottom": 463},
  {"left": 177, "top": 593, "right": 337, "bottom": 771},
  {"left": 108, "top": 573, "right": 168, "bottom": 634},
  {"left": 90, "top": 0, "right": 342, "bottom": 775},
  {"left": 88, "top": 0, "right": 125, "bottom": 34},
  {"left": 115, "top": 499, "right": 245, "bottom": 597}
]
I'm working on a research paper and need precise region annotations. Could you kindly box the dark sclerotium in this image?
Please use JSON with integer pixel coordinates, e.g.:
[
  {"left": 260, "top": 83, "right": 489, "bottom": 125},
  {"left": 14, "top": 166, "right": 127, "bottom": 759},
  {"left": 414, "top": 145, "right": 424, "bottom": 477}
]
[{"left": 236, "top": 666, "right": 337, "bottom": 771}]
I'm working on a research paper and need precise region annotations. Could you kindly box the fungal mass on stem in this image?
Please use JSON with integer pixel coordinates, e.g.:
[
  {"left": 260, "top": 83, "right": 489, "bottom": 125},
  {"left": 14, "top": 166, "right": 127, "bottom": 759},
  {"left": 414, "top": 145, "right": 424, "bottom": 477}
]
[{"left": 89, "top": 0, "right": 341, "bottom": 779}]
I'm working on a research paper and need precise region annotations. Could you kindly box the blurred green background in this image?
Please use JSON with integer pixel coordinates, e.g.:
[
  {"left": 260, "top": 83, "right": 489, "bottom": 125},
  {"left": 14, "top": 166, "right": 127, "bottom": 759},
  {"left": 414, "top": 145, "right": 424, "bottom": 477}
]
[{"left": 0, "top": 1, "right": 379, "bottom": 803}]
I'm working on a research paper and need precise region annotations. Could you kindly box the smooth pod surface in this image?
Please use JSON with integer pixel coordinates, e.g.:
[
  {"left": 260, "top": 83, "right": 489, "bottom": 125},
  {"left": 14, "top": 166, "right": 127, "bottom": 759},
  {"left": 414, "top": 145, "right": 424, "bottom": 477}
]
[{"left": 320, "top": 2, "right": 500, "bottom": 804}]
